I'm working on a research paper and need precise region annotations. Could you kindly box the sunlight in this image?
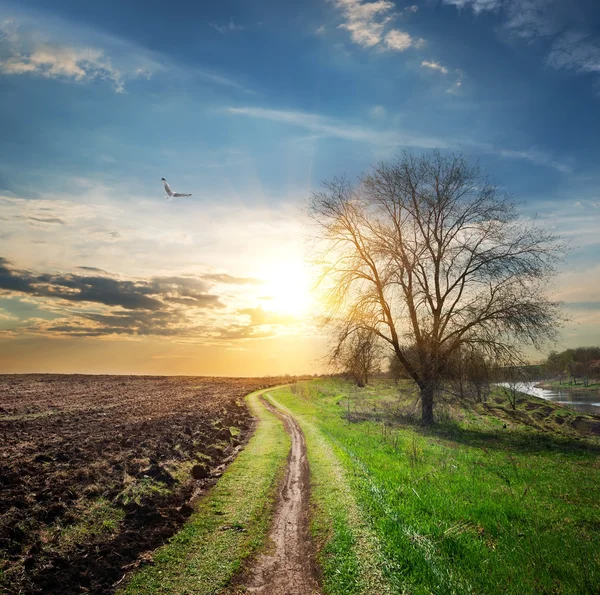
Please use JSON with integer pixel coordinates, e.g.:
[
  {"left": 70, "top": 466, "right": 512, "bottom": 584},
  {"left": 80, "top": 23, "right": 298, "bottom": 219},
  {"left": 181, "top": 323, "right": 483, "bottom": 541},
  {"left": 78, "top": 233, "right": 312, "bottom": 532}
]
[{"left": 259, "top": 258, "right": 314, "bottom": 317}]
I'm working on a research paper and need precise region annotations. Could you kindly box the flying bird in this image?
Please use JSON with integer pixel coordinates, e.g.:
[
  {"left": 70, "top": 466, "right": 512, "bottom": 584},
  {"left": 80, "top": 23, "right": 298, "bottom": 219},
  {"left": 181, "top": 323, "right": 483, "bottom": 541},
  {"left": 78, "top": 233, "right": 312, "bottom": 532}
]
[{"left": 162, "top": 178, "right": 192, "bottom": 199}]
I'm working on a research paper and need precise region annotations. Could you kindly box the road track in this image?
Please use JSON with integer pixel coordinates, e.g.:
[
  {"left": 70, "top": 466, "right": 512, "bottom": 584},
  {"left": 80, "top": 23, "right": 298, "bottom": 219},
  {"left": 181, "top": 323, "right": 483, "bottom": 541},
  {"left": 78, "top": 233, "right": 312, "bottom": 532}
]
[{"left": 242, "top": 396, "right": 320, "bottom": 595}]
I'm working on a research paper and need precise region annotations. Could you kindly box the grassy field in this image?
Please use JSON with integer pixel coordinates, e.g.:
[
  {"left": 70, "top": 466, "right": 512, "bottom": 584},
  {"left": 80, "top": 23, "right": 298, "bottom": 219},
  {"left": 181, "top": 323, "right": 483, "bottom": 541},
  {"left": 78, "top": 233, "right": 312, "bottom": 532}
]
[
  {"left": 120, "top": 387, "right": 290, "bottom": 595},
  {"left": 270, "top": 380, "right": 600, "bottom": 595}
]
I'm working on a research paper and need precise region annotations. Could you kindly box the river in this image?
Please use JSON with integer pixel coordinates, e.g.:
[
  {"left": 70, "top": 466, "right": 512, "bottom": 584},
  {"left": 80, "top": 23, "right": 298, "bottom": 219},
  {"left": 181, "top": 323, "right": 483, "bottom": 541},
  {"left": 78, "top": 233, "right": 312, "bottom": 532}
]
[{"left": 497, "top": 381, "right": 600, "bottom": 416}]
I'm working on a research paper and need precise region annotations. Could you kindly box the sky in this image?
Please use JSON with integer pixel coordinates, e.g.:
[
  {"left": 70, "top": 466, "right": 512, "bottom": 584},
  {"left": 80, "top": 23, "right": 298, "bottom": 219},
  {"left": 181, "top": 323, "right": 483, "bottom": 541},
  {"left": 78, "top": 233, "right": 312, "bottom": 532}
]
[{"left": 0, "top": 0, "right": 599, "bottom": 375}]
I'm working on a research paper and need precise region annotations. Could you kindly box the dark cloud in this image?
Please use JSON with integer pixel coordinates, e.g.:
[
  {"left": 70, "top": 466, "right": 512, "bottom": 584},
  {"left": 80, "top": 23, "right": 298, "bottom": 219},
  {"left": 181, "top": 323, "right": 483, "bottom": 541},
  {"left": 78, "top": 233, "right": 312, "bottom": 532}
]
[
  {"left": 78, "top": 266, "right": 108, "bottom": 273},
  {"left": 23, "top": 216, "right": 65, "bottom": 225},
  {"left": 0, "top": 257, "right": 34, "bottom": 293},
  {"left": 33, "top": 273, "right": 164, "bottom": 310},
  {"left": 0, "top": 257, "right": 231, "bottom": 339},
  {"left": 0, "top": 258, "right": 225, "bottom": 312}
]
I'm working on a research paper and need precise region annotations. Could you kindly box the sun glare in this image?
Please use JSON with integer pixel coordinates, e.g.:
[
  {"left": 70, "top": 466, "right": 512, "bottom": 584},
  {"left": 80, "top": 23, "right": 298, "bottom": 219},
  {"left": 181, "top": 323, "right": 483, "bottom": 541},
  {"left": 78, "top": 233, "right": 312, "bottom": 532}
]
[{"left": 259, "top": 259, "right": 315, "bottom": 317}]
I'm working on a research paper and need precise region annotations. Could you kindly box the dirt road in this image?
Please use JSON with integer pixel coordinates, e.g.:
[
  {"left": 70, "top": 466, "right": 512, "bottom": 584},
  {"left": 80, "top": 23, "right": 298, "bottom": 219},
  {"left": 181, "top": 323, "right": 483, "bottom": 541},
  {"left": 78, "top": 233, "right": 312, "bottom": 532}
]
[{"left": 242, "top": 396, "right": 320, "bottom": 595}]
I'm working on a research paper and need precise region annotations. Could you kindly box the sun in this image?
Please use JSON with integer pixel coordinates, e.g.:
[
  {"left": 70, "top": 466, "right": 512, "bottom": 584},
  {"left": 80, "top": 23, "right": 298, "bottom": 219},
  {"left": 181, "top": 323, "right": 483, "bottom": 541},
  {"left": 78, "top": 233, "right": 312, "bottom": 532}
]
[{"left": 259, "top": 258, "right": 315, "bottom": 317}]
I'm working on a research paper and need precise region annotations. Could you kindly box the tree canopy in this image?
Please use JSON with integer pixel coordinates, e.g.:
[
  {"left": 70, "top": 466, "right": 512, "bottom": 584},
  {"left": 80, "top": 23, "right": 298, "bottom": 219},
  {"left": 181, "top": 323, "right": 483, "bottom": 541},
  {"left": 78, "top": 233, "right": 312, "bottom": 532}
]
[{"left": 310, "top": 151, "right": 564, "bottom": 423}]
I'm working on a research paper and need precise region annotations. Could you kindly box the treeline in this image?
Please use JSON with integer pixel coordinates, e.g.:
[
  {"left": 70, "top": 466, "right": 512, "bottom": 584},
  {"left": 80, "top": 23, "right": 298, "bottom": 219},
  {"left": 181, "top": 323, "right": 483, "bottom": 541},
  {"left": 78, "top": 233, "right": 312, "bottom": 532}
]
[
  {"left": 337, "top": 345, "right": 600, "bottom": 389},
  {"left": 544, "top": 346, "right": 600, "bottom": 386}
]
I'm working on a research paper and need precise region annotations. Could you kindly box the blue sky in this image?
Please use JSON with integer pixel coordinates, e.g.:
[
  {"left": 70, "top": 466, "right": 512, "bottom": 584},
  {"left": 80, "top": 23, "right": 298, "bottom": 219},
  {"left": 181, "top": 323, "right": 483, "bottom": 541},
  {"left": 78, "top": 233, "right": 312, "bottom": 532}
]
[{"left": 0, "top": 0, "right": 599, "bottom": 374}]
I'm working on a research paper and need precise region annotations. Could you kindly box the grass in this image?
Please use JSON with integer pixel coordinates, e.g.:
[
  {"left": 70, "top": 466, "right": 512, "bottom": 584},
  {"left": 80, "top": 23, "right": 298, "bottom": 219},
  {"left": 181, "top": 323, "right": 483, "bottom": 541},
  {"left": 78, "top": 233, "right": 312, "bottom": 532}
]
[
  {"left": 270, "top": 380, "right": 600, "bottom": 595},
  {"left": 55, "top": 498, "right": 125, "bottom": 551},
  {"left": 119, "top": 387, "right": 290, "bottom": 595},
  {"left": 538, "top": 379, "right": 600, "bottom": 391},
  {"left": 267, "top": 386, "right": 394, "bottom": 595}
]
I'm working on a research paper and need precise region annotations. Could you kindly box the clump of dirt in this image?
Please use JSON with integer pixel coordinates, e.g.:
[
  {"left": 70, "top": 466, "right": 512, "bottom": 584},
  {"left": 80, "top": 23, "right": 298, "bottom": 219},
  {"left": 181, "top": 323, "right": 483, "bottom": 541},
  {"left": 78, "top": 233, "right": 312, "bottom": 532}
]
[{"left": 0, "top": 375, "right": 287, "bottom": 595}]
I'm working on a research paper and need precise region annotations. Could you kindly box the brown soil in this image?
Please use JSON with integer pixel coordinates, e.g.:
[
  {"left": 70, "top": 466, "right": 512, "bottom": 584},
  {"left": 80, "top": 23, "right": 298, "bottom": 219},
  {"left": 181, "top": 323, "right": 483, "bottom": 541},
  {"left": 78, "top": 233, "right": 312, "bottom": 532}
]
[
  {"left": 0, "top": 374, "right": 287, "bottom": 595},
  {"left": 236, "top": 397, "right": 320, "bottom": 595}
]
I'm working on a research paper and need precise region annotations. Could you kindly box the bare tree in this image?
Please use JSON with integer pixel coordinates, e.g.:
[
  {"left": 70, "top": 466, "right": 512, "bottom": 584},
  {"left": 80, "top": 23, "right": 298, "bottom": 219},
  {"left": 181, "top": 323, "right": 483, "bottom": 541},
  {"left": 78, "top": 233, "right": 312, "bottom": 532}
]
[
  {"left": 444, "top": 345, "right": 492, "bottom": 403},
  {"left": 330, "top": 328, "right": 382, "bottom": 387},
  {"left": 497, "top": 364, "right": 528, "bottom": 410},
  {"left": 310, "top": 151, "right": 563, "bottom": 424}
]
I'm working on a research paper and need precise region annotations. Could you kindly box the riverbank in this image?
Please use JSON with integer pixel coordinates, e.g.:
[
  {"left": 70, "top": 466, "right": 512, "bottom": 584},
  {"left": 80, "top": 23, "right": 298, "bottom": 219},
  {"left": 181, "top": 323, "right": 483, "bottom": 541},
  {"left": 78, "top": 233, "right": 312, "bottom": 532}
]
[
  {"left": 536, "top": 379, "right": 600, "bottom": 392},
  {"left": 274, "top": 380, "right": 600, "bottom": 594}
]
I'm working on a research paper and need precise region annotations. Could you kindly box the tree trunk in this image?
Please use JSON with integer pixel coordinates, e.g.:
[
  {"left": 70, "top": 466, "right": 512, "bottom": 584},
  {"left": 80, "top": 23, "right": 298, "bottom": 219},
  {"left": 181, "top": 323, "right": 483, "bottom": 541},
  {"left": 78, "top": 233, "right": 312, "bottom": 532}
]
[{"left": 420, "top": 385, "right": 435, "bottom": 424}]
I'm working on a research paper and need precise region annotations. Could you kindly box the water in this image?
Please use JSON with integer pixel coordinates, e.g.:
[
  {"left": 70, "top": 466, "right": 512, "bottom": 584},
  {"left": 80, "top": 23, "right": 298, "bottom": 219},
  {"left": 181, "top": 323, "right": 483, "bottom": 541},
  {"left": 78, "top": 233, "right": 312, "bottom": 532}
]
[{"left": 497, "top": 382, "right": 600, "bottom": 416}]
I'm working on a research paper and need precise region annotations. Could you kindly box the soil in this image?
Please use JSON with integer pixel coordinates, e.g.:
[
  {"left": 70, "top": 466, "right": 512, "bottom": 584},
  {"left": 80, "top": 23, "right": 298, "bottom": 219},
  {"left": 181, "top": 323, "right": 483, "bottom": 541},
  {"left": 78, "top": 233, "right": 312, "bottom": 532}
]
[
  {"left": 0, "top": 374, "right": 285, "bottom": 595},
  {"left": 238, "top": 397, "right": 320, "bottom": 595}
]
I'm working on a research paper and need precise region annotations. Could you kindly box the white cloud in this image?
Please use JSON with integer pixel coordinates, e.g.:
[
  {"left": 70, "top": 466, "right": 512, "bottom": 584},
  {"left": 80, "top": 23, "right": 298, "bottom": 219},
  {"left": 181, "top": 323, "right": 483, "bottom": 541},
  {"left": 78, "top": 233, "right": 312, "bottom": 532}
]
[
  {"left": 446, "top": 77, "right": 463, "bottom": 94},
  {"left": 547, "top": 32, "right": 600, "bottom": 75},
  {"left": 369, "top": 104, "right": 386, "bottom": 118},
  {"left": 0, "top": 14, "right": 253, "bottom": 94},
  {"left": 0, "top": 43, "right": 128, "bottom": 92},
  {"left": 421, "top": 60, "right": 449, "bottom": 74},
  {"left": 209, "top": 17, "right": 247, "bottom": 34},
  {"left": 225, "top": 105, "right": 449, "bottom": 148},
  {"left": 445, "top": 0, "right": 600, "bottom": 85},
  {"left": 442, "top": 0, "right": 501, "bottom": 13},
  {"left": 385, "top": 30, "right": 413, "bottom": 51},
  {"left": 331, "top": 0, "right": 421, "bottom": 51},
  {"left": 0, "top": 18, "right": 158, "bottom": 92},
  {"left": 225, "top": 105, "right": 571, "bottom": 173},
  {"left": 475, "top": 143, "right": 573, "bottom": 174}
]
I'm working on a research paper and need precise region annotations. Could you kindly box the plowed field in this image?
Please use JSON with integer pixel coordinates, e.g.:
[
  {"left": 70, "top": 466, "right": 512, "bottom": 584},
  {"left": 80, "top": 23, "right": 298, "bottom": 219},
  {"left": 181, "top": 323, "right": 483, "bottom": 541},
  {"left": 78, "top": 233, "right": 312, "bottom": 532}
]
[{"left": 0, "top": 375, "right": 283, "bottom": 595}]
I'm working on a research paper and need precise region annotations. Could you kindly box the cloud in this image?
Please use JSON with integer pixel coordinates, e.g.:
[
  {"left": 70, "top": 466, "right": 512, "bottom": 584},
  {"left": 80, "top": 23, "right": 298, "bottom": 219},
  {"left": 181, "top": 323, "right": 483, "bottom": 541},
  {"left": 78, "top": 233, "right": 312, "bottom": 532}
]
[
  {"left": 384, "top": 30, "right": 413, "bottom": 51},
  {"left": 331, "top": 0, "right": 421, "bottom": 51},
  {"left": 0, "top": 255, "right": 300, "bottom": 342},
  {"left": 0, "top": 44, "right": 128, "bottom": 92},
  {"left": 0, "top": 257, "right": 208, "bottom": 310},
  {"left": 444, "top": 0, "right": 600, "bottom": 85},
  {"left": 442, "top": 0, "right": 501, "bottom": 13},
  {"left": 421, "top": 60, "right": 449, "bottom": 74},
  {"left": 225, "top": 106, "right": 449, "bottom": 148},
  {"left": 547, "top": 32, "right": 600, "bottom": 75},
  {"left": 209, "top": 17, "right": 248, "bottom": 34},
  {"left": 490, "top": 146, "right": 573, "bottom": 174},
  {"left": 446, "top": 78, "right": 463, "bottom": 94},
  {"left": 0, "top": 19, "right": 156, "bottom": 92},
  {"left": 237, "top": 306, "right": 296, "bottom": 327},
  {"left": 225, "top": 105, "right": 572, "bottom": 171},
  {"left": 0, "top": 15, "right": 253, "bottom": 94},
  {"left": 201, "top": 273, "right": 263, "bottom": 285},
  {"left": 369, "top": 105, "right": 386, "bottom": 118}
]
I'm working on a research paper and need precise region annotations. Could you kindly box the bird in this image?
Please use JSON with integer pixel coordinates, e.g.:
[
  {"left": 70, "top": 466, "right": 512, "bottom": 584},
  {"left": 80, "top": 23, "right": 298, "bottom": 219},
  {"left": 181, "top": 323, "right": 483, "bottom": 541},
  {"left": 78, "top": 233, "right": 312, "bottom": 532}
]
[{"left": 162, "top": 178, "right": 191, "bottom": 200}]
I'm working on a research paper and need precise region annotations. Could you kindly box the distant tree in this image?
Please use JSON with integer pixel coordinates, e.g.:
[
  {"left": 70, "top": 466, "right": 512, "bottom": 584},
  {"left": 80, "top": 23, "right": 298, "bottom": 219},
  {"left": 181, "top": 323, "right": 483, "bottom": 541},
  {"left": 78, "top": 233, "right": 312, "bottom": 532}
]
[
  {"left": 310, "top": 151, "right": 563, "bottom": 424},
  {"left": 459, "top": 348, "right": 492, "bottom": 403},
  {"left": 388, "top": 354, "right": 406, "bottom": 384},
  {"left": 330, "top": 328, "right": 382, "bottom": 387},
  {"left": 499, "top": 365, "right": 526, "bottom": 410},
  {"left": 590, "top": 360, "right": 600, "bottom": 382},
  {"left": 545, "top": 346, "right": 600, "bottom": 386}
]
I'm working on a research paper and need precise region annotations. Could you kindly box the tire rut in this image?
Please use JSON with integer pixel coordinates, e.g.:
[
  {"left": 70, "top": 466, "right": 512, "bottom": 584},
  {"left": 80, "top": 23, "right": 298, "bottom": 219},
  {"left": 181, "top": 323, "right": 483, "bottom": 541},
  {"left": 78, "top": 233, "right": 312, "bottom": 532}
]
[{"left": 241, "top": 396, "right": 320, "bottom": 595}]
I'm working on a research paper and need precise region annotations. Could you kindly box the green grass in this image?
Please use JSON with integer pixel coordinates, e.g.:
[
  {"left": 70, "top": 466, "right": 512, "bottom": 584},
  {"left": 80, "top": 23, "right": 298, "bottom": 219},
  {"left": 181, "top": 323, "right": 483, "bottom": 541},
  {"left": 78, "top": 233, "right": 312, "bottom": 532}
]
[
  {"left": 267, "top": 386, "right": 394, "bottom": 595},
  {"left": 55, "top": 498, "right": 125, "bottom": 552},
  {"left": 119, "top": 387, "right": 290, "bottom": 595},
  {"left": 271, "top": 380, "right": 600, "bottom": 595},
  {"left": 539, "top": 379, "right": 600, "bottom": 391}
]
